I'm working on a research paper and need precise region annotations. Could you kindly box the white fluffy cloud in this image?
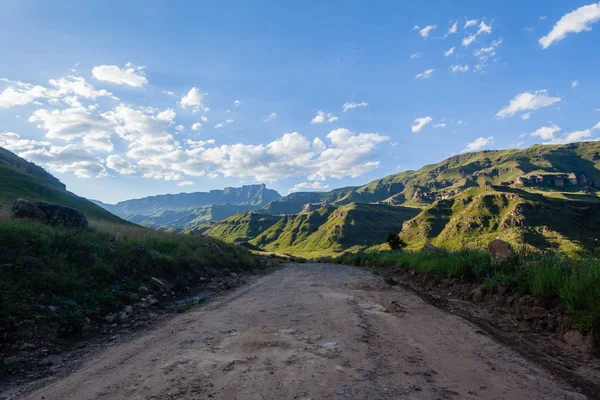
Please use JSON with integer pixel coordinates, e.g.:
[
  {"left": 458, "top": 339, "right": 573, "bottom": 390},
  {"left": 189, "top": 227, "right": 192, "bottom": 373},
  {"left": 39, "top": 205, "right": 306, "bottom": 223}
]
[
  {"left": 0, "top": 79, "right": 48, "bottom": 107},
  {"left": 343, "top": 101, "right": 368, "bottom": 112},
  {"left": 496, "top": 90, "right": 561, "bottom": 119},
  {"left": 191, "top": 122, "right": 202, "bottom": 131},
  {"left": 464, "top": 19, "right": 478, "bottom": 28},
  {"left": 180, "top": 87, "right": 207, "bottom": 112},
  {"left": 572, "top": 80, "right": 580, "bottom": 88},
  {"left": 474, "top": 38, "right": 503, "bottom": 60},
  {"left": 410, "top": 53, "right": 420, "bottom": 59},
  {"left": 415, "top": 69, "right": 434, "bottom": 79},
  {"left": 419, "top": 25, "right": 437, "bottom": 37},
  {"left": 461, "top": 136, "right": 494, "bottom": 153},
  {"left": 29, "top": 106, "right": 115, "bottom": 152},
  {"left": 311, "top": 110, "right": 338, "bottom": 124},
  {"left": 92, "top": 64, "right": 148, "bottom": 87},
  {"left": 412, "top": 117, "right": 433, "bottom": 132},
  {"left": 234, "top": 100, "right": 241, "bottom": 106},
  {"left": 462, "top": 21, "right": 492, "bottom": 46},
  {"left": 450, "top": 65, "right": 469, "bottom": 73},
  {"left": 106, "top": 155, "right": 136, "bottom": 174},
  {"left": 103, "top": 104, "right": 178, "bottom": 159},
  {"left": 444, "top": 47, "right": 456, "bottom": 56},
  {"left": 289, "top": 181, "right": 330, "bottom": 193},
  {"left": 177, "top": 181, "right": 193, "bottom": 187},
  {"left": 0, "top": 131, "right": 50, "bottom": 151},
  {"left": 433, "top": 123, "right": 446, "bottom": 128},
  {"left": 20, "top": 144, "right": 108, "bottom": 178},
  {"left": 264, "top": 112, "right": 277, "bottom": 122},
  {"left": 156, "top": 108, "right": 176, "bottom": 122},
  {"left": 445, "top": 22, "right": 458, "bottom": 37},
  {"left": 0, "top": 76, "right": 115, "bottom": 108},
  {"left": 539, "top": 3, "right": 600, "bottom": 49},
  {"left": 531, "top": 124, "right": 562, "bottom": 140},
  {"left": 532, "top": 121, "right": 600, "bottom": 144}
]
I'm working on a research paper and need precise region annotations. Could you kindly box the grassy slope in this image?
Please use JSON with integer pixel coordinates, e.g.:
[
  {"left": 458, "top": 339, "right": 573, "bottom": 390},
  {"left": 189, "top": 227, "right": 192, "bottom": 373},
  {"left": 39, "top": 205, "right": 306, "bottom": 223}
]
[
  {"left": 0, "top": 151, "right": 125, "bottom": 224},
  {"left": 399, "top": 186, "right": 600, "bottom": 254},
  {"left": 250, "top": 203, "right": 420, "bottom": 257},
  {"left": 202, "top": 212, "right": 282, "bottom": 243}
]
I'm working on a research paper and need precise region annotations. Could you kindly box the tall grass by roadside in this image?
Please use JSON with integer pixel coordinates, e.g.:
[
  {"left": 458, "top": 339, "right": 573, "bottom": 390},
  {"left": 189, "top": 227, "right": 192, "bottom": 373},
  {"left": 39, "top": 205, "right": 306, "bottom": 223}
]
[
  {"left": 335, "top": 249, "right": 600, "bottom": 334},
  {"left": 0, "top": 217, "right": 262, "bottom": 338}
]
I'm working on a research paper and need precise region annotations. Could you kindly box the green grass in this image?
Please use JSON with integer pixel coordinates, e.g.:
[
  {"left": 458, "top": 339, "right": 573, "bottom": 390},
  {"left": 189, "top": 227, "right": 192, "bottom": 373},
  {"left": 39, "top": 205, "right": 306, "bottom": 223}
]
[
  {"left": 0, "top": 215, "right": 262, "bottom": 339},
  {"left": 335, "top": 249, "right": 600, "bottom": 335}
]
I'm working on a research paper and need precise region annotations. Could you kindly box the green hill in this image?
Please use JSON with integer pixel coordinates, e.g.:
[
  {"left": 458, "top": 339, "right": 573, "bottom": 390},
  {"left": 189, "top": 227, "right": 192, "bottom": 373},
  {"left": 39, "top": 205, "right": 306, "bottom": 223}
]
[
  {"left": 0, "top": 147, "right": 126, "bottom": 224},
  {"left": 252, "top": 203, "right": 419, "bottom": 257},
  {"left": 201, "top": 212, "right": 282, "bottom": 243},
  {"left": 399, "top": 186, "right": 600, "bottom": 254},
  {"left": 202, "top": 203, "right": 419, "bottom": 257}
]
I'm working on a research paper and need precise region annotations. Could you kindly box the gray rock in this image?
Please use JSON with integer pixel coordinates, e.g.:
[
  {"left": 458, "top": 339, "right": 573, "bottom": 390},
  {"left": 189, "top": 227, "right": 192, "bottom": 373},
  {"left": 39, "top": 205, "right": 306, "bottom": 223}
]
[
  {"left": 35, "top": 201, "right": 88, "bottom": 228},
  {"left": 471, "top": 286, "right": 484, "bottom": 303},
  {"left": 488, "top": 239, "right": 512, "bottom": 264},
  {"left": 3, "top": 356, "right": 24, "bottom": 365},
  {"left": 563, "top": 391, "right": 588, "bottom": 400},
  {"left": 11, "top": 198, "right": 46, "bottom": 220},
  {"left": 111, "top": 232, "right": 124, "bottom": 243},
  {"left": 104, "top": 314, "right": 116, "bottom": 323},
  {"left": 139, "top": 285, "right": 149, "bottom": 293},
  {"left": 11, "top": 198, "right": 88, "bottom": 229},
  {"left": 210, "top": 243, "right": 226, "bottom": 256},
  {"left": 19, "top": 343, "right": 37, "bottom": 350},
  {"left": 422, "top": 242, "right": 439, "bottom": 252},
  {"left": 39, "top": 354, "right": 63, "bottom": 366},
  {"left": 526, "top": 307, "right": 548, "bottom": 319}
]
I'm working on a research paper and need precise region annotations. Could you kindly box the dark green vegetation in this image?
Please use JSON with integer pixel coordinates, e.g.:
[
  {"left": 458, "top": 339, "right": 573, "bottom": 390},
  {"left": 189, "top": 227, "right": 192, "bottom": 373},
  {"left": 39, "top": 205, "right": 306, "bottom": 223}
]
[
  {"left": 0, "top": 218, "right": 259, "bottom": 338},
  {"left": 93, "top": 184, "right": 281, "bottom": 231},
  {"left": 335, "top": 249, "right": 600, "bottom": 338},
  {"left": 0, "top": 147, "right": 263, "bottom": 345}
]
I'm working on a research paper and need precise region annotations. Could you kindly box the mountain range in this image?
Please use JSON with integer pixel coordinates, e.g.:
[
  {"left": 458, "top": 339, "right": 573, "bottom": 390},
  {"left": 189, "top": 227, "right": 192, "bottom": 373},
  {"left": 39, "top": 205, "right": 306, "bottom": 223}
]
[
  {"left": 3, "top": 141, "right": 600, "bottom": 258},
  {"left": 92, "top": 184, "right": 281, "bottom": 230},
  {"left": 202, "top": 142, "right": 600, "bottom": 256}
]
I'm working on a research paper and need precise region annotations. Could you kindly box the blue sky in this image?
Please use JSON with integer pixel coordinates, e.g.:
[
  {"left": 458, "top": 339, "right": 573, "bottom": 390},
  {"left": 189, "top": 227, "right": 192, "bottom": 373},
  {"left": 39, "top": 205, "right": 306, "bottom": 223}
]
[{"left": 1, "top": 0, "right": 599, "bottom": 203}]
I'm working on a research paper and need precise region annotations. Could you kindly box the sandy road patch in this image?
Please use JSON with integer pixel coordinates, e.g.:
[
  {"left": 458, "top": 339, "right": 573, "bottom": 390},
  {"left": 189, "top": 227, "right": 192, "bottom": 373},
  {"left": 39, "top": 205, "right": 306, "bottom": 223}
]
[{"left": 6, "top": 263, "right": 588, "bottom": 400}]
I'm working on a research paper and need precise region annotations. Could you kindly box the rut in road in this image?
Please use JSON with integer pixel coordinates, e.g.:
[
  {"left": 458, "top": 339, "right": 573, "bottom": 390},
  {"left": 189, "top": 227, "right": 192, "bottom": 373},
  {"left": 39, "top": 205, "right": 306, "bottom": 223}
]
[{"left": 13, "top": 263, "right": 585, "bottom": 400}]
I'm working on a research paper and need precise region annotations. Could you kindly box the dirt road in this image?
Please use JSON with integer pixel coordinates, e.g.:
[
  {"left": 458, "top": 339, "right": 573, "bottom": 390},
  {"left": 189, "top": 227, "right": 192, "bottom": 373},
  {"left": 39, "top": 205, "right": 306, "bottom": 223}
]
[{"left": 13, "top": 264, "right": 587, "bottom": 400}]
